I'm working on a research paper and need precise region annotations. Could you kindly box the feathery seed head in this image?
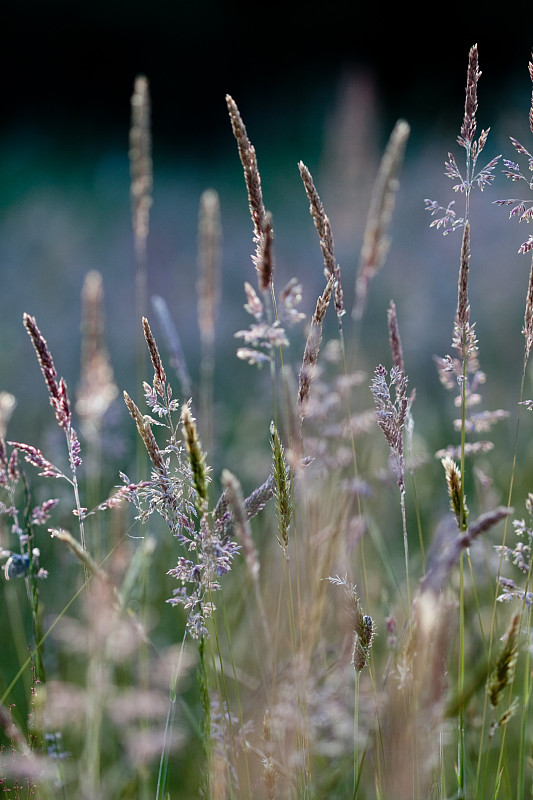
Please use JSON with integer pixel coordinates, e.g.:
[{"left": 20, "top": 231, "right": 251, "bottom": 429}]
[{"left": 441, "top": 455, "right": 467, "bottom": 529}]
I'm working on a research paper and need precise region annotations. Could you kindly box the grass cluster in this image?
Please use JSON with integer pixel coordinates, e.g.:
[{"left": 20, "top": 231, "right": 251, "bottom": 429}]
[{"left": 1, "top": 45, "right": 533, "bottom": 799}]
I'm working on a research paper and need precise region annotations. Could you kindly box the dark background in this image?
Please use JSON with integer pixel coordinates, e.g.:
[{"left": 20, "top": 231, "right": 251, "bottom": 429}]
[{"left": 3, "top": 2, "right": 531, "bottom": 145}]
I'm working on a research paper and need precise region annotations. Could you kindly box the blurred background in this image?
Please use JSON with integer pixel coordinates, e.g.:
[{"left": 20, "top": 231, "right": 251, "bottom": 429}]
[
  {"left": 2, "top": 5, "right": 533, "bottom": 792},
  {"left": 2, "top": 2, "right": 533, "bottom": 477}
]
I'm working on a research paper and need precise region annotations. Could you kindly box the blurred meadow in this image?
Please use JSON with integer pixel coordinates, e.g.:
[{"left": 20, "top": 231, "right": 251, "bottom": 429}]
[{"left": 3, "top": 5, "right": 533, "bottom": 798}]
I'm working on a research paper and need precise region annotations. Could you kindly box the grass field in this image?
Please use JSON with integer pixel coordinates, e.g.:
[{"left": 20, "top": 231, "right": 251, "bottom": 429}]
[{"left": 1, "top": 44, "right": 533, "bottom": 799}]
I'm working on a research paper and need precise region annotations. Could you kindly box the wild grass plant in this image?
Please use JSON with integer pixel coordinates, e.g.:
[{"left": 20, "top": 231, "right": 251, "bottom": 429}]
[{"left": 1, "top": 43, "right": 533, "bottom": 800}]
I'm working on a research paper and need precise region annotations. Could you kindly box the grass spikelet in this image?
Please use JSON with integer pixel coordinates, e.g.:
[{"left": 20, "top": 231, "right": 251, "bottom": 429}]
[
  {"left": 456, "top": 221, "right": 471, "bottom": 329},
  {"left": 142, "top": 315, "right": 166, "bottom": 394},
  {"left": 226, "top": 94, "right": 273, "bottom": 292},
  {"left": 353, "top": 119, "right": 410, "bottom": 319},
  {"left": 298, "top": 276, "right": 334, "bottom": 419},
  {"left": 298, "top": 161, "right": 344, "bottom": 317},
  {"left": 182, "top": 402, "right": 209, "bottom": 513},
  {"left": 442, "top": 454, "right": 468, "bottom": 529},
  {"left": 461, "top": 44, "right": 480, "bottom": 146},
  {"left": 23, "top": 312, "right": 69, "bottom": 429},
  {"left": 270, "top": 421, "right": 291, "bottom": 549},
  {"left": 488, "top": 610, "right": 520, "bottom": 709}
]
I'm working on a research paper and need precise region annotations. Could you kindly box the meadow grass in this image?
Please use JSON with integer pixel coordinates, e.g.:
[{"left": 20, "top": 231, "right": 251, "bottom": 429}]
[{"left": 1, "top": 44, "right": 533, "bottom": 800}]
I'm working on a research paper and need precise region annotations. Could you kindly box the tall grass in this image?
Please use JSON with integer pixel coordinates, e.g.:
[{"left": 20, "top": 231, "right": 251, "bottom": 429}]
[{"left": 1, "top": 44, "right": 533, "bottom": 800}]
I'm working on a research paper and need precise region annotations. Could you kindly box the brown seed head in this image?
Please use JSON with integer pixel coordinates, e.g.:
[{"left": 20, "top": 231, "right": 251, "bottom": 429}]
[
  {"left": 461, "top": 44, "right": 480, "bottom": 145},
  {"left": 142, "top": 316, "right": 166, "bottom": 394}
]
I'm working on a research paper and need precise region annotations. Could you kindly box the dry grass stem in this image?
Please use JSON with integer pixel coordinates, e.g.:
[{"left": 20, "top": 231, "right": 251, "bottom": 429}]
[
  {"left": 76, "top": 271, "right": 118, "bottom": 428},
  {"left": 49, "top": 528, "right": 105, "bottom": 578},
  {"left": 129, "top": 75, "right": 153, "bottom": 262},
  {"left": 197, "top": 188, "right": 222, "bottom": 348}
]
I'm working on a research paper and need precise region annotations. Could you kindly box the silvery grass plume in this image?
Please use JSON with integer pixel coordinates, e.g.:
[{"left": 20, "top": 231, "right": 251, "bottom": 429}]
[
  {"left": 353, "top": 119, "right": 410, "bottom": 320},
  {"left": 234, "top": 281, "right": 291, "bottom": 366},
  {"left": 371, "top": 306, "right": 414, "bottom": 595},
  {"left": 122, "top": 317, "right": 239, "bottom": 639},
  {"left": 425, "top": 43, "right": 500, "bottom": 234}
]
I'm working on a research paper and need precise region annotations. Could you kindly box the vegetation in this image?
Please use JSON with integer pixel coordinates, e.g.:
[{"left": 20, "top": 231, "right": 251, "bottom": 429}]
[{"left": 1, "top": 44, "right": 533, "bottom": 799}]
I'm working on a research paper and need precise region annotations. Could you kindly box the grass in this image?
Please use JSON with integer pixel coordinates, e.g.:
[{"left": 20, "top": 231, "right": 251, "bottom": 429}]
[{"left": 1, "top": 43, "right": 533, "bottom": 799}]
